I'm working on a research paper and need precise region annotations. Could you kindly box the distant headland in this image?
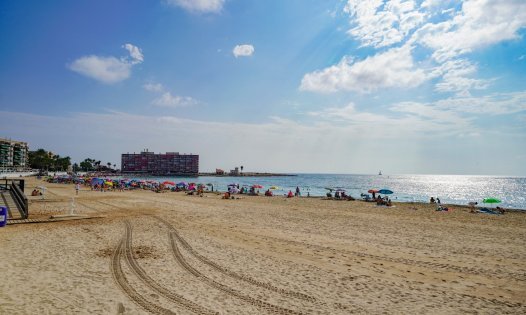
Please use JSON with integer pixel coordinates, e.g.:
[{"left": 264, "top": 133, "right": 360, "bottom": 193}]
[{"left": 199, "top": 172, "right": 296, "bottom": 177}]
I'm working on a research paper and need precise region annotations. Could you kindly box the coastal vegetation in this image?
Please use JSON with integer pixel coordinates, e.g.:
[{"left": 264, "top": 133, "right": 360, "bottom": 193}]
[
  {"left": 28, "top": 148, "right": 116, "bottom": 173},
  {"left": 28, "top": 148, "right": 71, "bottom": 172}
]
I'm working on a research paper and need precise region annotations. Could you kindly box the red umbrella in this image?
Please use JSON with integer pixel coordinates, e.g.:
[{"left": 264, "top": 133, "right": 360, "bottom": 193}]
[
  {"left": 163, "top": 181, "right": 175, "bottom": 186},
  {"left": 368, "top": 189, "right": 379, "bottom": 193},
  {"left": 252, "top": 184, "right": 263, "bottom": 188}
]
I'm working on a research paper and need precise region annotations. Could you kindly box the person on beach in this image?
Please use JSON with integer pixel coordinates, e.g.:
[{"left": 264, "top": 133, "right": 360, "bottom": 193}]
[
  {"left": 430, "top": 197, "right": 435, "bottom": 203},
  {"left": 75, "top": 183, "right": 80, "bottom": 195},
  {"left": 437, "top": 197, "right": 441, "bottom": 204},
  {"left": 265, "top": 189, "right": 273, "bottom": 196},
  {"left": 287, "top": 190, "right": 294, "bottom": 198},
  {"left": 295, "top": 186, "right": 300, "bottom": 197}
]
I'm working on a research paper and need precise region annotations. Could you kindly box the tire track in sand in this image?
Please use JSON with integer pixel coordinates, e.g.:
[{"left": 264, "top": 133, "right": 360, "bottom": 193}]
[
  {"left": 169, "top": 231, "right": 305, "bottom": 314},
  {"left": 111, "top": 232, "right": 176, "bottom": 315},
  {"left": 122, "top": 220, "right": 218, "bottom": 315},
  {"left": 153, "top": 215, "right": 316, "bottom": 303}
]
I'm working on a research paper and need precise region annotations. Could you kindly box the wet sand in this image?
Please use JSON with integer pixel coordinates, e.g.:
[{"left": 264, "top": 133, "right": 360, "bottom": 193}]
[{"left": 1, "top": 177, "right": 525, "bottom": 314}]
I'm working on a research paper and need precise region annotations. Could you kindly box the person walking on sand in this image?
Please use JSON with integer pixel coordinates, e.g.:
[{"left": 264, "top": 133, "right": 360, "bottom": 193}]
[
  {"left": 295, "top": 186, "right": 300, "bottom": 197},
  {"left": 75, "top": 183, "right": 80, "bottom": 195}
]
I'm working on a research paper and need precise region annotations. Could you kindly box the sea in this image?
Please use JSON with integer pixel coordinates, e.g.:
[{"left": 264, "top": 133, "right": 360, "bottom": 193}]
[{"left": 144, "top": 174, "right": 526, "bottom": 210}]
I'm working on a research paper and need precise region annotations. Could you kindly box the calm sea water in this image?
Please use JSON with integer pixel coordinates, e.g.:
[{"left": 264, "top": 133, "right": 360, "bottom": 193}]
[{"left": 143, "top": 174, "right": 526, "bottom": 210}]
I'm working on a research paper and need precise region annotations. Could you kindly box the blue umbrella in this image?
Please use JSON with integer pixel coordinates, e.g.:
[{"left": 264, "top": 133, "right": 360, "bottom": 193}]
[
  {"left": 378, "top": 189, "right": 393, "bottom": 195},
  {"left": 91, "top": 178, "right": 104, "bottom": 185}
]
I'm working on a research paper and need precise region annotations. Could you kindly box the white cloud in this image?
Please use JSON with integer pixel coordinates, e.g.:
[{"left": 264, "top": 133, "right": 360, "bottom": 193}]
[
  {"left": 152, "top": 92, "right": 198, "bottom": 107},
  {"left": 143, "top": 81, "right": 197, "bottom": 108},
  {"left": 68, "top": 44, "right": 143, "bottom": 84},
  {"left": 390, "top": 101, "right": 470, "bottom": 126},
  {"left": 305, "top": 0, "right": 526, "bottom": 95},
  {"left": 392, "top": 91, "right": 526, "bottom": 121},
  {"left": 166, "top": 0, "right": 225, "bottom": 13},
  {"left": 307, "top": 102, "right": 470, "bottom": 137},
  {"left": 143, "top": 82, "right": 164, "bottom": 92},
  {"left": 421, "top": 0, "right": 453, "bottom": 10},
  {"left": 232, "top": 44, "right": 255, "bottom": 58},
  {"left": 414, "top": 0, "right": 526, "bottom": 63},
  {"left": 123, "top": 43, "right": 144, "bottom": 65},
  {"left": 433, "top": 91, "right": 526, "bottom": 115},
  {"left": 68, "top": 56, "right": 132, "bottom": 84},
  {"left": 300, "top": 45, "right": 427, "bottom": 93},
  {"left": 344, "top": 0, "right": 425, "bottom": 48},
  {"left": 431, "top": 59, "right": 491, "bottom": 95}
]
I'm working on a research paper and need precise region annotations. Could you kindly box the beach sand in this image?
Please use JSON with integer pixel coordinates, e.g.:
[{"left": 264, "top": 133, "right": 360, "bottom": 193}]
[{"left": 1, "top": 177, "right": 525, "bottom": 314}]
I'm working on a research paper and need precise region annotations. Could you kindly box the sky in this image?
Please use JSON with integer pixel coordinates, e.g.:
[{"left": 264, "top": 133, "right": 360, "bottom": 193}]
[{"left": 1, "top": 0, "right": 525, "bottom": 175}]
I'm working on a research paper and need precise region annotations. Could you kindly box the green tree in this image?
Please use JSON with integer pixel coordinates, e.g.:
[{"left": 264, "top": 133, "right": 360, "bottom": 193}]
[
  {"left": 56, "top": 156, "right": 71, "bottom": 171},
  {"left": 28, "top": 149, "right": 51, "bottom": 170},
  {"left": 80, "top": 158, "right": 96, "bottom": 171},
  {"left": 28, "top": 149, "right": 70, "bottom": 171}
]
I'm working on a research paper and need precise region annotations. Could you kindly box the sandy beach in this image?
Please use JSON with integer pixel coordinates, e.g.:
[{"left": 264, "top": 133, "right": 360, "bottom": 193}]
[{"left": 1, "top": 177, "right": 525, "bottom": 314}]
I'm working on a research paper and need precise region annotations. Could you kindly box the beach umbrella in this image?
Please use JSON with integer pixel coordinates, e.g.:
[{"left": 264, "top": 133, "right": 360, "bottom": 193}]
[
  {"left": 483, "top": 198, "right": 501, "bottom": 208},
  {"left": 483, "top": 198, "right": 501, "bottom": 204},
  {"left": 335, "top": 188, "right": 346, "bottom": 192},
  {"left": 252, "top": 184, "right": 263, "bottom": 188},
  {"left": 324, "top": 187, "right": 333, "bottom": 192},
  {"left": 270, "top": 186, "right": 279, "bottom": 190},
  {"left": 378, "top": 189, "right": 393, "bottom": 195},
  {"left": 162, "top": 181, "right": 175, "bottom": 186},
  {"left": 368, "top": 189, "right": 379, "bottom": 193}
]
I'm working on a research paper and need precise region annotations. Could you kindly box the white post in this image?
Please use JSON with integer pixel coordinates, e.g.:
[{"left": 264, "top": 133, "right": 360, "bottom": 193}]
[{"left": 70, "top": 197, "right": 76, "bottom": 215}]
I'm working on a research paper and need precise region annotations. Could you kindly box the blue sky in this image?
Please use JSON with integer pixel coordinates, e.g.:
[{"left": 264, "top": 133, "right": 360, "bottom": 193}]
[{"left": 1, "top": 0, "right": 525, "bottom": 175}]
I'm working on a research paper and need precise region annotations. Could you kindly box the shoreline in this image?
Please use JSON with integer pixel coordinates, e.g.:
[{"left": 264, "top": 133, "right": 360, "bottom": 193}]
[
  {"left": 24, "top": 175, "right": 526, "bottom": 212},
  {"left": 198, "top": 172, "right": 296, "bottom": 177}
]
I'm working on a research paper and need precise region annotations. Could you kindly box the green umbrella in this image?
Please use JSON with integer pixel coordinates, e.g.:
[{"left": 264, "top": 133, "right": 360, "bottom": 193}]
[{"left": 483, "top": 198, "right": 501, "bottom": 204}]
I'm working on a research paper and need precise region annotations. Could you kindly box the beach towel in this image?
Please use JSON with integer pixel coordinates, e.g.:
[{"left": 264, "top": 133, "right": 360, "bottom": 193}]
[{"left": 477, "top": 208, "right": 501, "bottom": 215}]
